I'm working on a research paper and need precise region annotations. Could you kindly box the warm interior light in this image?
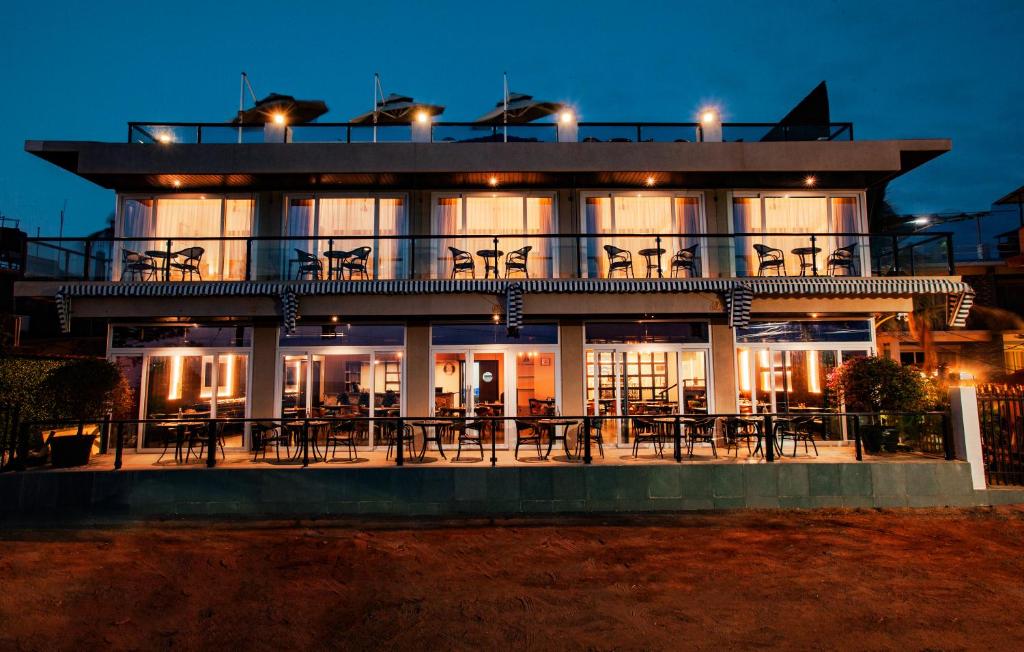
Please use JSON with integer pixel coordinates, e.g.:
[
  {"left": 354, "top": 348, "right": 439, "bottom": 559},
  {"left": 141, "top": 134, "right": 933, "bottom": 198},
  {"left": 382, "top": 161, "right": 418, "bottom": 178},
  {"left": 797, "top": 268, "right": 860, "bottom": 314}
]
[
  {"left": 488, "top": 176, "right": 499, "bottom": 187},
  {"left": 738, "top": 349, "right": 751, "bottom": 393},
  {"left": 330, "top": 315, "right": 339, "bottom": 323},
  {"left": 559, "top": 110, "right": 574, "bottom": 124},
  {"left": 158, "top": 133, "right": 172, "bottom": 144},
  {"left": 415, "top": 110, "right": 429, "bottom": 124},
  {"left": 172, "top": 179, "right": 182, "bottom": 188},
  {"left": 272, "top": 112, "right": 286, "bottom": 125},
  {"left": 645, "top": 175, "right": 656, "bottom": 187},
  {"left": 807, "top": 351, "right": 821, "bottom": 394},
  {"left": 758, "top": 350, "right": 772, "bottom": 392},
  {"left": 804, "top": 175, "right": 817, "bottom": 187},
  {"left": 167, "top": 355, "right": 183, "bottom": 401}
]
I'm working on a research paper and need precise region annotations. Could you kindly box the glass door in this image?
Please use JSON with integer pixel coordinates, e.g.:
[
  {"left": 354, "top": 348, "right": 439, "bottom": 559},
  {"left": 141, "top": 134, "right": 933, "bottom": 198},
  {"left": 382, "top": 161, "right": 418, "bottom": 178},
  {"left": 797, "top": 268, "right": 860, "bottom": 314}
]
[{"left": 433, "top": 350, "right": 507, "bottom": 447}]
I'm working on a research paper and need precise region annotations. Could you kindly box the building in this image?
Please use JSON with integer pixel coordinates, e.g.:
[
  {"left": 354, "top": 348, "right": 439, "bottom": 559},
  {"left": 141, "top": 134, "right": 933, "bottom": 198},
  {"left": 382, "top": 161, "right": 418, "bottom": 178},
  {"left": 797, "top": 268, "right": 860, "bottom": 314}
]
[{"left": 15, "top": 84, "right": 973, "bottom": 456}]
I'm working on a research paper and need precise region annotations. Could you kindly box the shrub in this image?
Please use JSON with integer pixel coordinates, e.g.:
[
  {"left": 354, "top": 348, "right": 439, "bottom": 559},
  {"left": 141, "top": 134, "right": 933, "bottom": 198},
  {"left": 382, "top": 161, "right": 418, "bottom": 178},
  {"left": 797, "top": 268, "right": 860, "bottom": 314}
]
[
  {"left": 826, "top": 356, "right": 931, "bottom": 413},
  {"left": 0, "top": 356, "right": 67, "bottom": 423},
  {"left": 39, "top": 358, "right": 133, "bottom": 423}
]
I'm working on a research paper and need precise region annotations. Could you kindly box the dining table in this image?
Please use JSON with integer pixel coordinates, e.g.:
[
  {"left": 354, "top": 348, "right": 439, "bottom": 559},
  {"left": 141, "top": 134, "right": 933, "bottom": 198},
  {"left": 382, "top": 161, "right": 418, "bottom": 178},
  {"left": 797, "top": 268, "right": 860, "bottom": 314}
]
[
  {"left": 638, "top": 247, "right": 666, "bottom": 278},
  {"left": 145, "top": 249, "right": 178, "bottom": 281},
  {"left": 536, "top": 418, "right": 580, "bottom": 460},
  {"left": 790, "top": 246, "right": 821, "bottom": 276},
  {"left": 153, "top": 420, "right": 207, "bottom": 464},
  {"left": 409, "top": 419, "right": 452, "bottom": 461},
  {"left": 476, "top": 249, "right": 504, "bottom": 279}
]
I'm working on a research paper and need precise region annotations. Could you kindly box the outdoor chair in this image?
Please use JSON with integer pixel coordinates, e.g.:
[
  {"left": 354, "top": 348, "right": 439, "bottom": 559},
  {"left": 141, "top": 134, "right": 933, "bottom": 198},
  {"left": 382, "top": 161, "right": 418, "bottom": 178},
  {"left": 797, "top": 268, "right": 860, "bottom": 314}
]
[
  {"left": 291, "top": 249, "right": 323, "bottom": 280},
  {"left": 192, "top": 420, "right": 226, "bottom": 461},
  {"left": 448, "top": 247, "right": 475, "bottom": 278},
  {"left": 670, "top": 244, "right": 699, "bottom": 277},
  {"left": 631, "top": 417, "right": 665, "bottom": 458},
  {"left": 382, "top": 422, "right": 416, "bottom": 460},
  {"left": 723, "top": 417, "right": 761, "bottom": 457},
  {"left": 452, "top": 417, "right": 486, "bottom": 461},
  {"left": 826, "top": 243, "right": 858, "bottom": 276},
  {"left": 169, "top": 246, "right": 205, "bottom": 281},
  {"left": 338, "top": 246, "right": 372, "bottom": 280},
  {"left": 777, "top": 416, "right": 820, "bottom": 457},
  {"left": 685, "top": 416, "right": 719, "bottom": 458},
  {"left": 573, "top": 417, "right": 605, "bottom": 459},
  {"left": 753, "top": 244, "right": 787, "bottom": 276},
  {"left": 325, "top": 419, "right": 359, "bottom": 462},
  {"left": 251, "top": 421, "right": 289, "bottom": 462},
  {"left": 121, "top": 249, "right": 158, "bottom": 281},
  {"left": 514, "top": 419, "right": 544, "bottom": 460},
  {"left": 603, "top": 245, "right": 634, "bottom": 277},
  {"left": 504, "top": 246, "right": 532, "bottom": 278}
]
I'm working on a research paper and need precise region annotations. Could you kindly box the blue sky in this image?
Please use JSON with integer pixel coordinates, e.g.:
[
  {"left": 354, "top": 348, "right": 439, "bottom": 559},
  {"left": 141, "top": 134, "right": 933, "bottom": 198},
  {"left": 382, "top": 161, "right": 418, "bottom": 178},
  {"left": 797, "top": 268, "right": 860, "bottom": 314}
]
[{"left": 1, "top": 0, "right": 1022, "bottom": 235}]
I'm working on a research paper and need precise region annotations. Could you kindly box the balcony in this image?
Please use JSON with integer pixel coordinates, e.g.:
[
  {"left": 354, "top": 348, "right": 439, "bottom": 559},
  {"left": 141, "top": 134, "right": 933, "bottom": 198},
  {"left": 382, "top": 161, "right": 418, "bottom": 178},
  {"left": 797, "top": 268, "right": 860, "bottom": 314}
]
[
  {"left": 22, "top": 232, "right": 953, "bottom": 283},
  {"left": 127, "top": 121, "right": 855, "bottom": 145}
]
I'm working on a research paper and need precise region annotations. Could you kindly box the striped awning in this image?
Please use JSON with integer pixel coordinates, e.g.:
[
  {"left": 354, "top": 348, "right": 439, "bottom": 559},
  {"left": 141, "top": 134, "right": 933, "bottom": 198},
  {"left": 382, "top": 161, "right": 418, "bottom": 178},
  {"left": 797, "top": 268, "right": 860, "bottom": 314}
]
[{"left": 54, "top": 276, "right": 975, "bottom": 333}]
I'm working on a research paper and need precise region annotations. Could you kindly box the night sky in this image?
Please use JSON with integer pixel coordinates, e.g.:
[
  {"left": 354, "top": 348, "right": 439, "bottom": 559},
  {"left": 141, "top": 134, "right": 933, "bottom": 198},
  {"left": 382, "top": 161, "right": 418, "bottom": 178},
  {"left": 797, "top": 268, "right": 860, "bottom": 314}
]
[{"left": 2, "top": 0, "right": 1022, "bottom": 235}]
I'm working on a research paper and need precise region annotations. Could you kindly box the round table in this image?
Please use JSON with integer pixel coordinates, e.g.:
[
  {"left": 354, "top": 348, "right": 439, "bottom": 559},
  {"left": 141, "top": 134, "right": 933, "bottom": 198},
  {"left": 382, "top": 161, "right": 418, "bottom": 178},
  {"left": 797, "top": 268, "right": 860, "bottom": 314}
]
[
  {"left": 153, "top": 420, "right": 206, "bottom": 463},
  {"left": 790, "top": 246, "right": 821, "bottom": 276},
  {"left": 638, "top": 248, "right": 666, "bottom": 278},
  {"left": 476, "top": 250, "right": 504, "bottom": 279},
  {"left": 324, "top": 250, "right": 353, "bottom": 280},
  {"left": 409, "top": 419, "right": 451, "bottom": 461},
  {"left": 536, "top": 418, "right": 580, "bottom": 460},
  {"left": 145, "top": 250, "right": 178, "bottom": 281}
]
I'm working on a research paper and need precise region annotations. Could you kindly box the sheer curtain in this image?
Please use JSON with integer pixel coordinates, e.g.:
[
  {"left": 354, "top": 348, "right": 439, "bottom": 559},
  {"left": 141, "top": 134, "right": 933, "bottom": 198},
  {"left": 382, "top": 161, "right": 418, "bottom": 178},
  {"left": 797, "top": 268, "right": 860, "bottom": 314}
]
[
  {"left": 466, "top": 196, "right": 524, "bottom": 277},
  {"left": 829, "top": 197, "right": 860, "bottom": 273},
  {"left": 584, "top": 196, "right": 612, "bottom": 277},
  {"left": 674, "top": 197, "right": 704, "bottom": 273},
  {"left": 286, "top": 198, "right": 316, "bottom": 278},
  {"left": 154, "top": 198, "right": 222, "bottom": 279},
  {"left": 118, "top": 199, "right": 156, "bottom": 278},
  {"left": 524, "top": 197, "right": 553, "bottom": 277},
  {"left": 764, "top": 196, "right": 827, "bottom": 275},
  {"left": 732, "top": 197, "right": 762, "bottom": 276},
  {"left": 223, "top": 200, "right": 253, "bottom": 280},
  {"left": 433, "top": 197, "right": 461, "bottom": 277},
  {"left": 319, "top": 198, "right": 375, "bottom": 277},
  {"left": 378, "top": 198, "right": 406, "bottom": 279}
]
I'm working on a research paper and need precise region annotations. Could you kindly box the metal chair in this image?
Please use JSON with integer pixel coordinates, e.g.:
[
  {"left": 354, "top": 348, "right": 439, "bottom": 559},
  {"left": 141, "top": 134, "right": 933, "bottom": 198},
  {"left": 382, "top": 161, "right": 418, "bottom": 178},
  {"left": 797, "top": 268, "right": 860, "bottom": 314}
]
[
  {"left": 631, "top": 417, "right": 665, "bottom": 458},
  {"left": 504, "top": 246, "right": 532, "bottom": 278},
  {"left": 337, "top": 246, "right": 372, "bottom": 280},
  {"left": 513, "top": 419, "right": 544, "bottom": 460},
  {"left": 291, "top": 249, "right": 322, "bottom": 280},
  {"left": 573, "top": 417, "right": 605, "bottom": 459},
  {"left": 685, "top": 416, "right": 719, "bottom": 458},
  {"left": 453, "top": 417, "right": 486, "bottom": 461},
  {"left": 603, "top": 245, "right": 634, "bottom": 277},
  {"left": 448, "top": 247, "right": 475, "bottom": 278},
  {"left": 169, "top": 247, "right": 205, "bottom": 281},
  {"left": 753, "top": 244, "right": 787, "bottom": 276},
  {"left": 670, "top": 244, "right": 699, "bottom": 277},
  {"left": 382, "top": 422, "right": 415, "bottom": 460},
  {"left": 120, "top": 249, "right": 158, "bottom": 281},
  {"left": 778, "top": 416, "right": 820, "bottom": 457},
  {"left": 325, "top": 419, "right": 358, "bottom": 462},
  {"left": 251, "top": 421, "right": 289, "bottom": 462},
  {"left": 826, "top": 243, "right": 858, "bottom": 276}
]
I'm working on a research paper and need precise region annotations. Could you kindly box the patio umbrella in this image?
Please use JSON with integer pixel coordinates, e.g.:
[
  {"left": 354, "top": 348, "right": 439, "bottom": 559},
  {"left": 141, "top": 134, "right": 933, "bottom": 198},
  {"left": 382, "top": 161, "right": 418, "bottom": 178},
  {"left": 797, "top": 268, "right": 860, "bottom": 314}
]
[
  {"left": 232, "top": 93, "right": 329, "bottom": 125},
  {"left": 473, "top": 92, "right": 565, "bottom": 125},
  {"left": 350, "top": 93, "right": 446, "bottom": 124}
]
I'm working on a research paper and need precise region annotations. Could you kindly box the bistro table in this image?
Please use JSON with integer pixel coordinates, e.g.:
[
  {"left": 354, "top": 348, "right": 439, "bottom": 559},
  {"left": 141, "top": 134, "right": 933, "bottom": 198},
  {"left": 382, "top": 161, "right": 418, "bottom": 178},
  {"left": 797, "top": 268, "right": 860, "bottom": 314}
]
[
  {"left": 145, "top": 249, "right": 178, "bottom": 281},
  {"left": 323, "top": 249, "right": 353, "bottom": 280},
  {"left": 638, "top": 248, "right": 666, "bottom": 278},
  {"left": 153, "top": 420, "right": 207, "bottom": 464},
  {"left": 537, "top": 418, "right": 580, "bottom": 460},
  {"left": 409, "top": 419, "right": 451, "bottom": 461},
  {"left": 790, "top": 246, "right": 821, "bottom": 276},
  {"left": 476, "top": 249, "right": 504, "bottom": 279},
  {"left": 652, "top": 415, "right": 697, "bottom": 460}
]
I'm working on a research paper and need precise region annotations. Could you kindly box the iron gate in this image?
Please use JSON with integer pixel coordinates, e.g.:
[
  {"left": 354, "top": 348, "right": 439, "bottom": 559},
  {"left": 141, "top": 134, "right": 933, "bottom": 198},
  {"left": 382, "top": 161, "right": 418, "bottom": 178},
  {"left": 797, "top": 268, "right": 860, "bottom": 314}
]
[{"left": 977, "top": 385, "right": 1024, "bottom": 486}]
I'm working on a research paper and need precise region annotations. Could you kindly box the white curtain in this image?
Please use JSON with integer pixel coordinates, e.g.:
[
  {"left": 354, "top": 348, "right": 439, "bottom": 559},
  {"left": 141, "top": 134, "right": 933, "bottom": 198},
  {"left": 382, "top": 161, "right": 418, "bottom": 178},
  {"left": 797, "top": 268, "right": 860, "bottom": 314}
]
[
  {"left": 828, "top": 197, "right": 860, "bottom": 271},
  {"left": 286, "top": 198, "right": 316, "bottom": 277},
  {"left": 118, "top": 199, "right": 156, "bottom": 278},
  {"left": 584, "top": 197, "right": 612, "bottom": 277},
  {"left": 223, "top": 200, "right": 253, "bottom": 280},
  {"left": 433, "top": 197, "right": 462, "bottom": 277},
  {"left": 732, "top": 197, "right": 762, "bottom": 276},
  {"left": 319, "top": 198, "right": 375, "bottom": 278},
  {"left": 764, "top": 196, "right": 827, "bottom": 275},
  {"left": 153, "top": 198, "right": 223, "bottom": 280},
  {"left": 377, "top": 198, "right": 406, "bottom": 279}
]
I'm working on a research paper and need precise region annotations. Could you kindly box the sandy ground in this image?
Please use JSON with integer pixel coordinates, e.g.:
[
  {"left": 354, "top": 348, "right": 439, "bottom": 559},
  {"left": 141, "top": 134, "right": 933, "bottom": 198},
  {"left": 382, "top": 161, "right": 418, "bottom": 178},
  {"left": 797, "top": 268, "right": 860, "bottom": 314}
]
[{"left": 2, "top": 509, "right": 1024, "bottom": 651}]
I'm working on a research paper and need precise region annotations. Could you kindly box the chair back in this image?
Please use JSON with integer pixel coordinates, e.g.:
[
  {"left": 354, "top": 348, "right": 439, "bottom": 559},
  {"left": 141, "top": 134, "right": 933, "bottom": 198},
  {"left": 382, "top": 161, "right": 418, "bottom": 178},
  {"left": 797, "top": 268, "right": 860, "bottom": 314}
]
[
  {"left": 506, "top": 246, "right": 531, "bottom": 266},
  {"left": 604, "top": 244, "right": 629, "bottom": 261},
  {"left": 175, "top": 247, "right": 204, "bottom": 265},
  {"left": 514, "top": 419, "right": 536, "bottom": 435},
  {"left": 122, "top": 248, "right": 142, "bottom": 264},
  {"left": 448, "top": 246, "right": 472, "bottom": 263},
  {"left": 753, "top": 243, "right": 776, "bottom": 259},
  {"left": 834, "top": 243, "right": 857, "bottom": 259},
  {"left": 349, "top": 246, "right": 372, "bottom": 263}
]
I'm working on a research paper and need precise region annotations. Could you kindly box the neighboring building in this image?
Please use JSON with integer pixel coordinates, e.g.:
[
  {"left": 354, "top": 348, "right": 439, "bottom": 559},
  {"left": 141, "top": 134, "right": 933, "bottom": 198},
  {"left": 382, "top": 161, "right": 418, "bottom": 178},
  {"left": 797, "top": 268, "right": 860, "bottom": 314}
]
[{"left": 15, "top": 83, "right": 972, "bottom": 453}]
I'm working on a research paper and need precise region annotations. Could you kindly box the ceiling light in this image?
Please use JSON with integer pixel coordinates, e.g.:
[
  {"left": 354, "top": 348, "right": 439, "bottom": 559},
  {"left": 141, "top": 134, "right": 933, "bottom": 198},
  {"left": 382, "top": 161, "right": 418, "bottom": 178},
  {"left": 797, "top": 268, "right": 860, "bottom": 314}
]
[
  {"left": 488, "top": 176, "right": 499, "bottom": 187},
  {"left": 804, "top": 175, "right": 817, "bottom": 187},
  {"left": 172, "top": 179, "right": 182, "bottom": 188},
  {"left": 645, "top": 175, "right": 656, "bottom": 187}
]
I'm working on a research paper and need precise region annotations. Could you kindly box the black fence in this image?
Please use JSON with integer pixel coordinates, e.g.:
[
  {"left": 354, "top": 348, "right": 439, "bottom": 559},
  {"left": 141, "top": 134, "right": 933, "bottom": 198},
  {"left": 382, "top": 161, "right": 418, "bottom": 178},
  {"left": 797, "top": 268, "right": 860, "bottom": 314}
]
[
  {"left": 977, "top": 386, "right": 1024, "bottom": 486},
  {"left": 22, "top": 231, "right": 955, "bottom": 283},
  {"left": 1, "top": 411, "right": 952, "bottom": 473}
]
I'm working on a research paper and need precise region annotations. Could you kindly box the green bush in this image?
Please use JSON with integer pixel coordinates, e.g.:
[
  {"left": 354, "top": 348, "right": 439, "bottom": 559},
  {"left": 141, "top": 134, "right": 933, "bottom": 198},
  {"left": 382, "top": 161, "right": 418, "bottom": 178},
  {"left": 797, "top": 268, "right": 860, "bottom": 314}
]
[
  {"left": 40, "top": 358, "right": 133, "bottom": 423},
  {"left": 0, "top": 356, "right": 67, "bottom": 423},
  {"left": 826, "top": 356, "right": 932, "bottom": 413}
]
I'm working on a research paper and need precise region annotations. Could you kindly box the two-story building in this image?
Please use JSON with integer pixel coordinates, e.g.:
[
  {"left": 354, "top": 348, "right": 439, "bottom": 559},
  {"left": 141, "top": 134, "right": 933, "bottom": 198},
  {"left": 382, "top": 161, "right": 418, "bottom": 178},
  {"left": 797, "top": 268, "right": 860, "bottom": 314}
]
[{"left": 17, "top": 85, "right": 973, "bottom": 456}]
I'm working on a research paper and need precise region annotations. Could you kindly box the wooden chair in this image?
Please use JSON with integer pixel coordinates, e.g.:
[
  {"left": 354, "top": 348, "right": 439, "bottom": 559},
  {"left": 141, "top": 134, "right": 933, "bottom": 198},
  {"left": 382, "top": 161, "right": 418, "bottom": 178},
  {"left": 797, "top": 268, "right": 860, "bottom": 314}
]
[
  {"left": 291, "top": 249, "right": 322, "bottom": 280},
  {"left": 448, "top": 247, "right": 475, "bottom": 278},
  {"left": 603, "top": 245, "right": 634, "bottom": 277},
  {"left": 753, "top": 244, "right": 787, "bottom": 276},
  {"left": 826, "top": 243, "right": 858, "bottom": 276},
  {"left": 170, "top": 246, "right": 205, "bottom": 281},
  {"left": 670, "top": 244, "right": 699, "bottom": 277},
  {"left": 504, "top": 246, "right": 532, "bottom": 278}
]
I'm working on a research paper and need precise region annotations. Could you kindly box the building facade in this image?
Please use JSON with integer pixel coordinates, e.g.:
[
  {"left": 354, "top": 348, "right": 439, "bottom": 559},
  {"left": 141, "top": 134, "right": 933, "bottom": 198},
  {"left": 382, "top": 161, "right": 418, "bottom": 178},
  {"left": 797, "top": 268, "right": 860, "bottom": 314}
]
[{"left": 17, "top": 107, "right": 973, "bottom": 454}]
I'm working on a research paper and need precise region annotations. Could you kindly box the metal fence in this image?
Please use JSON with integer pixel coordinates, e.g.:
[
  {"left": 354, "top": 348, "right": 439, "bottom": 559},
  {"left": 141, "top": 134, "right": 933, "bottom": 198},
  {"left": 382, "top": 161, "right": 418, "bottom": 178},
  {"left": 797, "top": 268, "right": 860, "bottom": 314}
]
[
  {"left": 977, "top": 384, "right": 1024, "bottom": 486},
  {"left": 2, "top": 411, "right": 951, "bottom": 472}
]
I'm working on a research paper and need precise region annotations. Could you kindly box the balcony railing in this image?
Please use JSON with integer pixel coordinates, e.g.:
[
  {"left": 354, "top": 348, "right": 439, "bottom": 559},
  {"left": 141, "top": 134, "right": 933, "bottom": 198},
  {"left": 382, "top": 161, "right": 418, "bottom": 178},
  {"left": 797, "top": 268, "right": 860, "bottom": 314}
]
[
  {"left": 22, "top": 232, "right": 953, "bottom": 283},
  {"left": 126, "top": 121, "right": 855, "bottom": 144}
]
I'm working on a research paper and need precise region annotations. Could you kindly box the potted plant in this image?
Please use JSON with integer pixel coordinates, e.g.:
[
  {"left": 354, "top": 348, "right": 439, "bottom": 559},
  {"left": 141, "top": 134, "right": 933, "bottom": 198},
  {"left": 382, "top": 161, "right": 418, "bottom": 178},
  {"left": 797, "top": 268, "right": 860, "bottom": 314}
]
[
  {"left": 41, "top": 358, "right": 132, "bottom": 468},
  {"left": 827, "top": 356, "right": 930, "bottom": 453}
]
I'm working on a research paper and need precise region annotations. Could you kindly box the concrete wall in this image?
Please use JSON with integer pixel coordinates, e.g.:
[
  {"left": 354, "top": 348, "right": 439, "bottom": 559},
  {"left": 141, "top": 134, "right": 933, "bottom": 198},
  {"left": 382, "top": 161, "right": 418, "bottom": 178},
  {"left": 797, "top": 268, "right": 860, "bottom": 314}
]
[{"left": 3, "top": 461, "right": 1016, "bottom": 522}]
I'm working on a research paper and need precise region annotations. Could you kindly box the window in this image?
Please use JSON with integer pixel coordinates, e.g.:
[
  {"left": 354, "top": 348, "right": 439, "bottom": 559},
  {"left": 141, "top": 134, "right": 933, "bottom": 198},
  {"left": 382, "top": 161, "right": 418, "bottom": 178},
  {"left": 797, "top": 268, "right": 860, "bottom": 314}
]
[
  {"left": 117, "top": 196, "right": 254, "bottom": 281},
  {"left": 586, "top": 321, "right": 709, "bottom": 344},
  {"left": 735, "top": 320, "right": 873, "bottom": 344},
  {"left": 112, "top": 325, "right": 252, "bottom": 349},
  {"left": 583, "top": 193, "right": 704, "bottom": 278},
  {"left": 279, "top": 324, "right": 405, "bottom": 347},
  {"left": 431, "top": 323, "right": 558, "bottom": 346},
  {"left": 432, "top": 193, "right": 554, "bottom": 278},
  {"left": 285, "top": 195, "right": 407, "bottom": 279},
  {"left": 732, "top": 193, "right": 862, "bottom": 276}
]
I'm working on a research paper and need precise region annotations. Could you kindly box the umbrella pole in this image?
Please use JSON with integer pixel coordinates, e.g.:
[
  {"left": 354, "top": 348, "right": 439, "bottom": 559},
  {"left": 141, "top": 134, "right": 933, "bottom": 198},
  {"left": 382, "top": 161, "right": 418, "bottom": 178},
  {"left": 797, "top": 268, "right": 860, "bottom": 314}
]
[
  {"left": 503, "top": 72, "right": 509, "bottom": 143},
  {"left": 373, "top": 73, "right": 383, "bottom": 144},
  {"left": 238, "top": 72, "right": 245, "bottom": 144}
]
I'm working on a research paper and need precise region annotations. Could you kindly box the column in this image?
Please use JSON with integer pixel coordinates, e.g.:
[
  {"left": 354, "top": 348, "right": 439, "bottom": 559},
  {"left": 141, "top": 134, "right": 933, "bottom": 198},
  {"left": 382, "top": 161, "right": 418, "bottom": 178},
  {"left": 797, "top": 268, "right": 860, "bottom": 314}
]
[{"left": 559, "top": 321, "right": 584, "bottom": 416}]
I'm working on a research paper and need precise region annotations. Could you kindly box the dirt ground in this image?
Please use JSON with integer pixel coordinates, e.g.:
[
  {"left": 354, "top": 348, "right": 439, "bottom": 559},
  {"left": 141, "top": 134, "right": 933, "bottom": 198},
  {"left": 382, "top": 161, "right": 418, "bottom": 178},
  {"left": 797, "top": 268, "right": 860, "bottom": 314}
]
[{"left": 2, "top": 509, "right": 1024, "bottom": 651}]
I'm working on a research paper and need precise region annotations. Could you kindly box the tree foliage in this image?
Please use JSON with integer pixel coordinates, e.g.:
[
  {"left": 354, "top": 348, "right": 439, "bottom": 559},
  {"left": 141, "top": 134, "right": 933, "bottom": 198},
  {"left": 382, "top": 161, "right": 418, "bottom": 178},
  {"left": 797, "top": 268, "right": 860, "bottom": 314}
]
[
  {"left": 827, "top": 356, "right": 935, "bottom": 412},
  {"left": 40, "top": 358, "right": 133, "bottom": 422}
]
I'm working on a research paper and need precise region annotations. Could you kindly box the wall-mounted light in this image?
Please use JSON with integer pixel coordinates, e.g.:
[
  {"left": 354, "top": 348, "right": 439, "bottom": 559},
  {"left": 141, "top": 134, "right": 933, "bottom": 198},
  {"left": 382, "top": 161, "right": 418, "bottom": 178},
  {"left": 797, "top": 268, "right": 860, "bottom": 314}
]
[
  {"left": 698, "top": 106, "right": 722, "bottom": 142},
  {"left": 492, "top": 305, "right": 501, "bottom": 323},
  {"left": 167, "top": 355, "right": 183, "bottom": 400}
]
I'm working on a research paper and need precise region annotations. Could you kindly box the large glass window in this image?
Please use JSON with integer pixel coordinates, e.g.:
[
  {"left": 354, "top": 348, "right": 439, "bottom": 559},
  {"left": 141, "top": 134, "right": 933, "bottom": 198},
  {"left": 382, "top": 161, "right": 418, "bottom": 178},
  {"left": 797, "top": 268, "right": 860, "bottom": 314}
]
[
  {"left": 431, "top": 323, "right": 558, "bottom": 346},
  {"left": 432, "top": 194, "right": 554, "bottom": 278},
  {"left": 117, "top": 196, "right": 254, "bottom": 281},
  {"left": 285, "top": 195, "right": 407, "bottom": 280},
  {"left": 583, "top": 193, "right": 704, "bottom": 278},
  {"left": 732, "top": 193, "right": 863, "bottom": 277}
]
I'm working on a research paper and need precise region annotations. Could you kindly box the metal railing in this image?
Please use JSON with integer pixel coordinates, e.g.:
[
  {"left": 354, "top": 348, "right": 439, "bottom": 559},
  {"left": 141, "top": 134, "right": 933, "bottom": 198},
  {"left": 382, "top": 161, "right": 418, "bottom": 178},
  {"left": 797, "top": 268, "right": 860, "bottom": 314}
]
[
  {"left": 2, "top": 410, "right": 951, "bottom": 472},
  {"left": 126, "top": 121, "right": 855, "bottom": 144},
  {"left": 20, "top": 232, "right": 955, "bottom": 282}
]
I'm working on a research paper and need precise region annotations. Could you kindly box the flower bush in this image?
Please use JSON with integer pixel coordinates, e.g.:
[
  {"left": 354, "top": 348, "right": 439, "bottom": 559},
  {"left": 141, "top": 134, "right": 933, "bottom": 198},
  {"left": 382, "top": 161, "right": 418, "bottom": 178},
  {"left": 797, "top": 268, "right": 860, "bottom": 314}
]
[{"left": 826, "top": 356, "right": 933, "bottom": 413}]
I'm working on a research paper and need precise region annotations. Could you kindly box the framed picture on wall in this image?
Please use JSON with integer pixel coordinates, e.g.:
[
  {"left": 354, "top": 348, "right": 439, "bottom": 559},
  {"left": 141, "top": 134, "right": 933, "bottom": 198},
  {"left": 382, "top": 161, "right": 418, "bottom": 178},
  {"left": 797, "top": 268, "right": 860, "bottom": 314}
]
[{"left": 540, "top": 357, "right": 551, "bottom": 366}]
